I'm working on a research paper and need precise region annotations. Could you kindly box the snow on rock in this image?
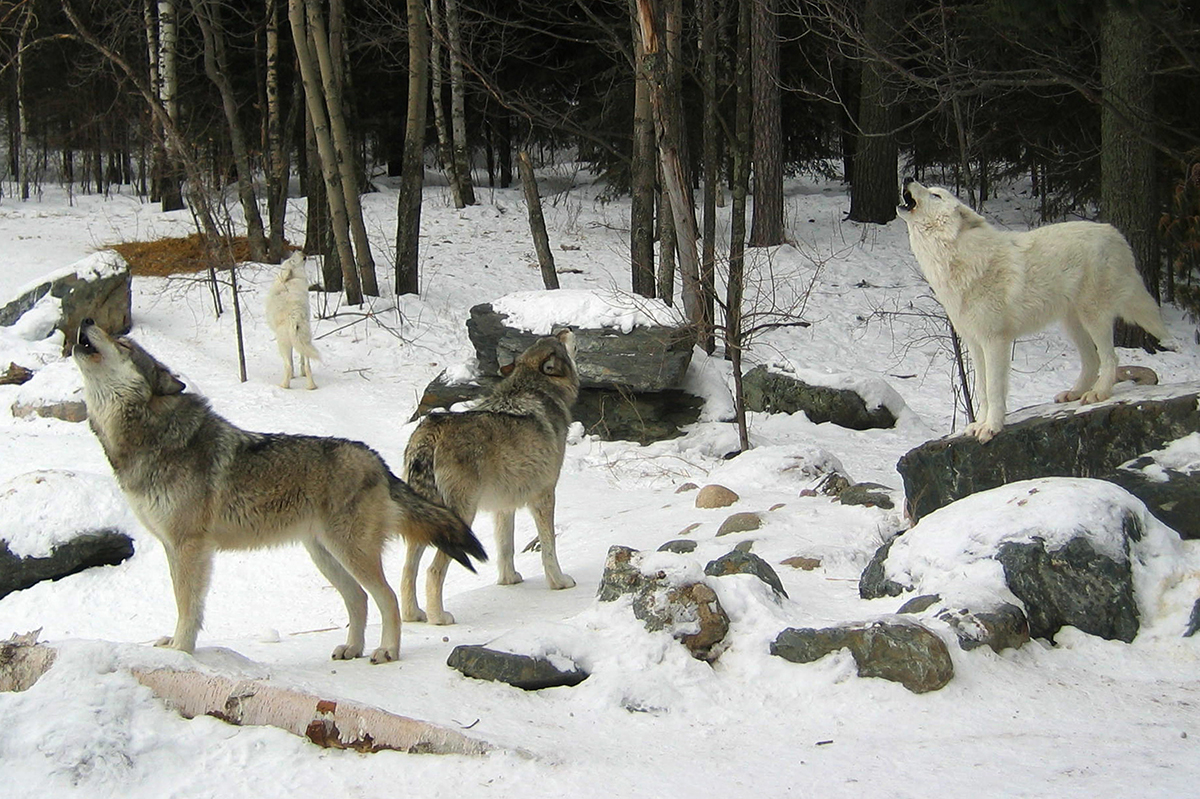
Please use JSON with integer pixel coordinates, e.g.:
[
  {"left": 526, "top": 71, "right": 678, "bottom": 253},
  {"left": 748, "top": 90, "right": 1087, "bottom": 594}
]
[
  {"left": 0, "top": 470, "right": 138, "bottom": 558},
  {"left": 491, "top": 289, "right": 684, "bottom": 334}
]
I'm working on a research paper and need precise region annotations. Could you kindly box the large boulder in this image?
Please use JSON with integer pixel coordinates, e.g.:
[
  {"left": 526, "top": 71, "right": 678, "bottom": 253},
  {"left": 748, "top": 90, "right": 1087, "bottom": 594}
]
[
  {"left": 897, "top": 385, "right": 1200, "bottom": 538},
  {"left": 866, "top": 478, "right": 1185, "bottom": 644},
  {"left": 770, "top": 620, "right": 954, "bottom": 694},
  {"left": 741, "top": 365, "right": 898, "bottom": 430},
  {"left": 0, "top": 531, "right": 134, "bottom": 600},
  {"left": 0, "top": 251, "right": 132, "bottom": 355},
  {"left": 468, "top": 301, "right": 693, "bottom": 392}
]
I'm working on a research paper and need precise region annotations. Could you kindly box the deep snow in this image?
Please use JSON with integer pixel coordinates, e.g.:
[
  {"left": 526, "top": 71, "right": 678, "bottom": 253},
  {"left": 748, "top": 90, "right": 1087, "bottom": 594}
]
[{"left": 1, "top": 170, "right": 1198, "bottom": 798}]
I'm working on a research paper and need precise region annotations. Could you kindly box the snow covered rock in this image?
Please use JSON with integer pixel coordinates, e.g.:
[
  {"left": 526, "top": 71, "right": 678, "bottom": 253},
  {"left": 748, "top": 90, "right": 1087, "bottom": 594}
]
[
  {"left": 0, "top": 530, "right": 134, "bottom": 600},
  {"left": 742, "top": 365, "right": 900, "bottom": 430},
  {"left": 596, "top": 545, "right": 729, "bottom": 662},
  {"left": 897, "top": 385, "right": 1200, "bottom": 539},
  {"left": 0, "top": 251, "right": 131, "bottom": 355},
  {"left": 446, "top": 645, "right": 589, "bottom": 690},
  {"left": 934, "top": 605, "right": 1031, "bottom": 653},
  {"left": 467, "top": 296, "right": 692, "bottom": 392},
  {"left": 866, "top": 478, "right": 1189, "bottom": 644},
  {"left": 703, "top": 550, "right": 788, "bottom": 599},
  {"left": 770, "top": 620, "right": 954, "bottom": 694}
]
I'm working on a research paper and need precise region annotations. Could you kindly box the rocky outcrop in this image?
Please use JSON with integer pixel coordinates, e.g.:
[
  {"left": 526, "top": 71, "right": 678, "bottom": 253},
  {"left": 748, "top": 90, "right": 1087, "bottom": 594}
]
[
  {"left": 597, "top": 545, "right": 729, "bottom": 661},
  {"left": 742, "top": 365, "right": 897, "bottom": 430},
  {"left": 771, "top": 621, "right": 954, "bottom": 693},
  {"left": 468, "top": 302, "right": 693, "bottom": 392},
  {"left": 897, "top": 386, "right": 1200, "bottom": 538},
  {"left": 0, "top": 530, "right": 134, "bottom": 600},
  {"left": 1, "top": 251, "right": 132, "bottom": 354},
  {"left": 446, "top": 645, "right": 589, "bottom": 690}
]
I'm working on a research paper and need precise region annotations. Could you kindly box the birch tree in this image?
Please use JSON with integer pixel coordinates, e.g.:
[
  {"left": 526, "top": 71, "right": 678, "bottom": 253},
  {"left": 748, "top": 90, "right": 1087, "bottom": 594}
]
[
  {"left": 446, "top": 0, "right": 476, "bottom": 205},
  {"left": 156, "top": 0, "right": 184, "bottom": 211}
]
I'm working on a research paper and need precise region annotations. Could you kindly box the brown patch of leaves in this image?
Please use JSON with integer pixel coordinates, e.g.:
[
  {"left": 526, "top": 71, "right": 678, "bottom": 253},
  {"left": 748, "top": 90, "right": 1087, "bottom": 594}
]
[{"left": 110, "top": 235, "right": 272, "bottom": 277}]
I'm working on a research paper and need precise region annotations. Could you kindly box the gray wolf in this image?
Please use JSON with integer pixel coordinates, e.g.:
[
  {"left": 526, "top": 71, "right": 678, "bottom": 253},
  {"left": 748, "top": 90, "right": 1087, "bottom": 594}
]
[
  {"left": 265, "top": 252, "right": 319, "bottom": 389},
  {"left": 898, "top": 179, "right": 1168, "bottom": 443},
  {"left": 401, "top": 330, "right": 579, "bottom": 625},
  {"left": 72, "top": 320, "right": 485, "bottom": 662}
]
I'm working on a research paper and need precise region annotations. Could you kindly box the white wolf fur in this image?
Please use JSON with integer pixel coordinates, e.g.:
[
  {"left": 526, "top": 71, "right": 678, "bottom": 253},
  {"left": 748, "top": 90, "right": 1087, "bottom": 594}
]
[
  {"left": 265, "top": 252, "right": 320, "bottom": 389},
  {"left": 898, "top": 179, "right": 1168, "bottom": 443}
]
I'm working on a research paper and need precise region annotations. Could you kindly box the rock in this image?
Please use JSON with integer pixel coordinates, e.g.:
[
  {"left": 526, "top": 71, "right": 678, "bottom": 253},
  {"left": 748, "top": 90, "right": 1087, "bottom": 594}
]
[
  {"left": 859, "top": 537, "right": 910, "bottom": 599},
  {"left": 770, "top": 621, "right": 954, "bottom": 693},
  {"left": 704, "top": 550, "right": 788, "bottom": 598},
  {"left": 897, "top": 385, "right": 1200, "bottom": 538},
  {"left": 675, "top": 482, "right": 699, "bottom": 493},
  {"left": 996, "top": 537, "right": 1139, "bottom": 643},
  {"left": 410, "top": 370, "right": 702, "bottom": 445},
  {"left": 781, "top": 556, "right": 822, "bottom": 571},
  {"left": 467, "top": 302, "right": 693, "bottom": 392},
  {"left": 0, "top": 530, "right": 135, "bottom": 600},
  {"left": 11, "top": 399, "right": 87, "bottom": 423},
  {"left": 741, "top": 365, "right": 897, "bottom": 430},
  {"left": 716, "top": 512, "right": 762, "bottom": 536},
  {"left": 0, "top": 251, "right": 132, "bottom": 355},
  {"left": 937, "top": 605, "right": 1030, "bottom": 653},
  {"left": 446, "top": 645, "right": 588, "bottom": 690},
  {"left": 658, "top": 539, "right": 698, "bottom": 554},
  {"left": 596, "top": 545, "right": 729, "bottom": 661},
  {"left": 675, "top": 523, "right": 702, "bottom": 537},
  {"left": 897, "top": 594, "right": 941, "bottom": 614},
  {"left": 696, "top": 485, "right": 739, "bottom": 509},
  {"left": 838, "top": 482, "right": 895, "bottom": 509},
  {"left": 1, "top": 363, "right": 33, "bottom": 386},
  {"left": 1185, "top": 599, "right": 1200, "bottom": 638}
]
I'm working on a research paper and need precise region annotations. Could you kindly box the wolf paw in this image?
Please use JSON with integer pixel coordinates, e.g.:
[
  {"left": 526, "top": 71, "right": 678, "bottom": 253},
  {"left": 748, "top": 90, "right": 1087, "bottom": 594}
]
[
  {"left": 369, "top": 647, "right": 399, "bottom": 664},
  {"left": 401, "top": 607, "right": 428, "bottom": 623},
  {"left": 1054, "top": 390, "right": 1082, "bottom": 403},
  {"left": 1079, "top": 389, "right": 1111, "bottom": 405},
  {"left": 966, "top": 421, "right": 1000, "bottom": 443},
  {"left": 548, "top": 573, "right": 576, "bottom": 590},
  {"left": 497, "top": 571, "right": 524, "bottom": 586},
  {"left": 331, "top": 643, "right": 363, "bottom": 660},
  {"left": 427, "top": 610, "right": 456, "bottom": 626}
]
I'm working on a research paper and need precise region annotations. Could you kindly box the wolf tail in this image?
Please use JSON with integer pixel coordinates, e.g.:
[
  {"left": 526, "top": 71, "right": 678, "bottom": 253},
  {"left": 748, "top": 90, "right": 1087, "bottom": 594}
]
[
  {"left": 293, "top": 321, "right": 321, "bottom": 361},
  {"left": 1119, "top": 285, "right": 1170, "bottom": 344},
  {"left": 389, "top": 473, "right": 486, "bottom": 572}
]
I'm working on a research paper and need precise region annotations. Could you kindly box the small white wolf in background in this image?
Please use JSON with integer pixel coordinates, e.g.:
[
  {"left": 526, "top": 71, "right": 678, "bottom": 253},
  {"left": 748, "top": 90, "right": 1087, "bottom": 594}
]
[
  {"left": 265, "top": 251, "right": 319, "bottom": 389},
  {"left": 898, "top": 179, "right": 1169, "bottom": 443}
]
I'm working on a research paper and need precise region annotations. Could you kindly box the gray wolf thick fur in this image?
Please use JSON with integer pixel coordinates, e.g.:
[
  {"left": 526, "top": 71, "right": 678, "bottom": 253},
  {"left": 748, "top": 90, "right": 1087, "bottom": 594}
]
[
  {"left": 898, "top": 179, "right": 1168, "bottom": 443},
  {"left": 265, "top": 252, "right": 319, "bottom": 389},
  {"left": 72, "top": 320, "right": 485, "bottom": 662},
  {"left": 402, "top": 330, "right": 579, "bottom": 625}
]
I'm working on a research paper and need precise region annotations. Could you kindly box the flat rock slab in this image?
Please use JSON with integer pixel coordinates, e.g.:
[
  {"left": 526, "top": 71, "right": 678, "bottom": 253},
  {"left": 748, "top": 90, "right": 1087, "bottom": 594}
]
[
  {"left": 898, "top": 385, "right": 1200, "bottom": 538},
  {"left": 446, "top": 645, "right": 588, "bottom": 690},
  {"left": 742, "top": 365, "right": 897, "bottom": 430},
  {"left": 0, "top": 529, "right": 134, "bottom": 599}
]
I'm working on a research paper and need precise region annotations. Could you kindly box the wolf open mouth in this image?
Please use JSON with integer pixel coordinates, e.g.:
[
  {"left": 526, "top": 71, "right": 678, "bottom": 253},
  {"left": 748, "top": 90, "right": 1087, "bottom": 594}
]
[
  {"left": 75, "top": 319, "right": 98, "bottom": 356},
  {"left": 901, "top": 189, "right": 916, "bottom": 211}
]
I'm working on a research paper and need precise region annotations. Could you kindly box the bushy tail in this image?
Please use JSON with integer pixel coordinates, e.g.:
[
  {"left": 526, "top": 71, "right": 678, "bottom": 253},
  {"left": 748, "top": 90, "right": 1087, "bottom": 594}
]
[
  {"left": 1120, "top": 284, "right": 1171, "bottom": 348},
  {"left": 389, "top": 473, "right": 486, "bottom": 572},
  {"left": 292, "top": 319, "right": 321, "bottom": 361}
]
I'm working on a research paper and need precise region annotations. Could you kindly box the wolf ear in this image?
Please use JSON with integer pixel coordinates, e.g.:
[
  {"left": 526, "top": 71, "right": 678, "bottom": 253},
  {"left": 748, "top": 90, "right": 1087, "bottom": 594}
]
[
  {"left": 554, "top": 328, "right": 577, "bottom": 360},
  {"left": 151, "top": 365, "right": 186, "bottom": 395},
  {"left": 499, "top": 362, "right": 515, "bottom": 377},
  {"left": 540, "top": 355, "right": 569, "bottom": 378},
  {"left": 956, "top": 204, "right": 986, "bottom": 230}
]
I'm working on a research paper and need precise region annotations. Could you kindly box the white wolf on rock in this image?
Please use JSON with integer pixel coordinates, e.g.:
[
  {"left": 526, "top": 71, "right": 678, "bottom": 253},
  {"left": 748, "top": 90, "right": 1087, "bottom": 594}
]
[{"left": 898, "top": 179, "right": 1168, "bottom": 443}]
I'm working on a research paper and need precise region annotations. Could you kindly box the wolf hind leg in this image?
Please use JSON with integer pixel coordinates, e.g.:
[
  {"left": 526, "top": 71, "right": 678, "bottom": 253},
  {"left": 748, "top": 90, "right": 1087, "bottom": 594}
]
[
  {"left": 1078, "top": 314, "right": 1118, "bottom": 404},
  {"left": 423, "top": 549, "right": 456, "bottom": 625},
  {"left": 276, "top": 339, "right": 295, "bottom": 388},
  {"left": 1056, "top": 312, "right": 1100, "bottom": 403},
  {"left": 304, "top": 539, "right": 369, "bottom": 660},
  {"left": 159, "top": 538, "right": 213, "bottom": 654},
  {"left": 529, "top": 490, "right": 575, "bottom": 590},
  {"left": 401, "top": 538, "right": 428, "bottom": 622},
  {"left": 320, "top": 531, "right": 402, "bottom": 664}
]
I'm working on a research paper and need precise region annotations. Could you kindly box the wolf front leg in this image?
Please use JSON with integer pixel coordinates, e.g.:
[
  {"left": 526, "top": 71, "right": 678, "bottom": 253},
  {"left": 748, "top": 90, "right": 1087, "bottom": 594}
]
[
  {"left": 159, "top": 538, "right": 214, "bottom": 654},
  {"left": 529, "top": 490, "right": 575, "bottom": 590}
]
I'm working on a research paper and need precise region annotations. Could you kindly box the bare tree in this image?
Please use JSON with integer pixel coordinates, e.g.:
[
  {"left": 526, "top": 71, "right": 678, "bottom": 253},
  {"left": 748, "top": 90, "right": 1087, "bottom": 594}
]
[
  {"left": 518, "top": 150, "right": 559, "bottom": 289},
  {"left": 630, "top": 1, "right": 657, "bottom": 298},
  {"left": 699, "top": 0, "right": 720, "bottom": 353},
  {"left": 156, "top": 0, "right": 184, "bottom": 211},
  {"left": 446, "top": 0, "right": 476, "bottom": 205},
  {"left": 429, "top": 0, "right": 463, "bottom": 207},
  {"left": 749, "top": 0, "right": 784, "bottom": 246},
  {"left": 847, "top": 0, "right": 901, "bottom": 224},
  {"left": 395, "top": 0, "right": 430, "bottom": 295},
  {"left": 727, "top": 0, "right": 753, "bottom": 452},
  {"left": 264, "top": 0, "right": 291, "bottom": 262}
]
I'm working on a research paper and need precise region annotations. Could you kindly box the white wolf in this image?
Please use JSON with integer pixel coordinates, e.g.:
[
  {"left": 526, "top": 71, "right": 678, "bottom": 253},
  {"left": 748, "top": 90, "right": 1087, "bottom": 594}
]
[
  {"left": 265, "top": 252, "right": 320, "bottom": 389},
  {"left": 898, "top": 179, "right": 1168, "bottom": 443}
]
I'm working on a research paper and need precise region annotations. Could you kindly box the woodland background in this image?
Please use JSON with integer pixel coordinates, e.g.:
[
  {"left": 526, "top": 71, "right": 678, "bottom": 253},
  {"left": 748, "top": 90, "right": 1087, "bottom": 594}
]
[{"left": 2, "top": 0, "right": 1200, "bottom": 344}]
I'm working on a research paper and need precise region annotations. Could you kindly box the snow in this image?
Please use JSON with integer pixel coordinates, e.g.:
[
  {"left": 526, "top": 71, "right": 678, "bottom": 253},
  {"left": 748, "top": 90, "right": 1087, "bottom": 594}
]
[
  {"left": 1, "top": 174, "right": 1199, "bottom": 798},
  {"left": 492, "top": 288, "right": 684, "bottom": 334}
]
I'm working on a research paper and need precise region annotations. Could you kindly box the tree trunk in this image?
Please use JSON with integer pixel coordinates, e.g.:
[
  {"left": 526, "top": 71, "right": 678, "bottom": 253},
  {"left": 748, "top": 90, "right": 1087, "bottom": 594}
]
[
  {"left": 446, "top": 0, "right": 476, "bottom": 206},
  {"left": 749, "top": 0, "right": 784, "bottom": 246},
  {"left": 193, "top": 0, "right": 267, "bottom": 262},
  {"left": 429, "top": 0, "right": 462, "bottom": 207},
  {"left": 395, "top": 0, "right": 430, "bottom": 295},
  {"left": 847, "top": 0, "right": 900, "bottom": 224},
  {"left": 658, "top": 185, "right": 676, "bottom": 304},
  {"left": 630, "top": 5, "right": 657, "bottom": 298},
  {"left": 634, "top": 0, "right": 703, "bottom": 335},
  {"left": 16, "top": 4, "right": 32, "bottom": 200},
  {"left": 1100, "top": 3, "right": 1160, "bottom": 347},
  {"left": 518, "top": 151, "right": 559, "bottom": 290},
  {"left": 289, "top": 0, "right": 362, "bottom": 305},
  {"left": 727, "top": 0, "right": 752, "bottom": 452},
  {"left": 305, "top": 0, "right": 377, "bottom": 295},
  {"left": 699, "top": 0, "right": 718, "bottom": 354},
  {"left": 157, "top": 0, "right": 185, "bottom": 212},
  {"left": 265, "top": 0, "right": 289, "bottom": 262}
]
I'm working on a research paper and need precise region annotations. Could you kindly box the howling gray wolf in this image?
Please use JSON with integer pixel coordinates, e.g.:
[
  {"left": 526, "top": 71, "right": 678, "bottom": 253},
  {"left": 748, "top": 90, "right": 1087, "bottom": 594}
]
[
  {"left": 265, "top": 251, "right": 320, "bottom": 389},
  {"left": 401, "top": 330, "right": 579, "bottom": 625},
  {"left": 898, "top": 179, "right": 1168, "bottom": 443},
  {"left": 72, "top": 320, "right": 485, "bottom": 663}
]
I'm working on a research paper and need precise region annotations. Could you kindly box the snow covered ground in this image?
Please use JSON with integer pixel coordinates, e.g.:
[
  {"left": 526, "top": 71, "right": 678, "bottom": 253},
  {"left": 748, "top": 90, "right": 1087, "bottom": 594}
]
[{"left": 1, "top": 170, "right": 1198, "bottom": 798}]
